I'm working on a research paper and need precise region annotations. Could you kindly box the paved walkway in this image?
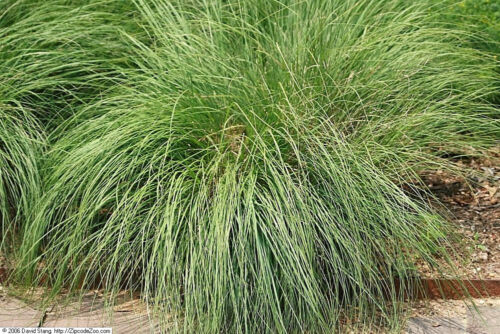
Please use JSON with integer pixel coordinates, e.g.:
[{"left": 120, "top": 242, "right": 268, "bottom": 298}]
[
  {"left": 407, "top": 305, "right": 500, "bottom": 334},
  {"left": 0, "top": 293, "right": 156, "bottom": 333},
  {"left": 1, "top": 292, "right": 499, "bottom": 333}
]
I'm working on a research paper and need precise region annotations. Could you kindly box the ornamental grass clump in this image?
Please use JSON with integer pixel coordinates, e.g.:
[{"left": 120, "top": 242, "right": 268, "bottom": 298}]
[
  {"left": 0, "top": 108, "right": 43, "bottom": 250},
  {"left": 0, "top": 0, "right": 140, "bottom": 250},
  {"left": 1, "top": 0, "right": 499, "bottom": 332}
]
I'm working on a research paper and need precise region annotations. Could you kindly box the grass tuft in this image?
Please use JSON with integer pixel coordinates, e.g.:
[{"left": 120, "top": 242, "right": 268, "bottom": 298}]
[{"left": 1, "top": 0, "right": 498, "bottom": 332}]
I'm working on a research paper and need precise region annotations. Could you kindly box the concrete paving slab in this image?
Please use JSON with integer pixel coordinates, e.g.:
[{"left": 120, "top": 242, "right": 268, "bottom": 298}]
[
  {"left": 406, "top": 317, "right": 467, "bottom": 334},
  {"left": 467, "top": 306, "right": 500, "bottom": 334},
  {"left": 0, "top": 290, "right": 158, "bottom": 333},
  {"left": 407, "top": 304, "right": 500, "bottom": 334},
  {"left": 42, "top": 294, "right": 157, "bottom": 333},
  {"left": 0, "top": 296, "right": 43, "bottom": 327},
  {"left": 43, "top": 306, "right": 155, "bottom": 332}
]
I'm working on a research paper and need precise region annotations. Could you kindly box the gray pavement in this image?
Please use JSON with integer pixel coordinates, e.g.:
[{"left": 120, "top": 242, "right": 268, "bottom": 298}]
[
  {"left": 0, "top": 293, "right": 156, "bottom": 333},
  {"left": 407, "top": 305, "right": 500, "bottom": 334},
  {"left": 1, "top": 293, "right": 499, "bottom": 333}
]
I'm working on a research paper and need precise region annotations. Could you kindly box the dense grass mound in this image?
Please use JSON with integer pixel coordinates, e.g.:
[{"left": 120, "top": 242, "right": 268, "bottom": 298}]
[
  {"left": 0, "top": 0, "right": 133, "bottom": 254},
  {"left": 2, "top": 0, "right": 499, "bottom": 332},
  {"left": 441, "top": 0, "right": 500, "bottom": 56},
  {"left": 0, "top": 108, "right": 43, "bottom": 250},
  {"left": 0, "top": 0, "right": 144, "bottom": 249}
]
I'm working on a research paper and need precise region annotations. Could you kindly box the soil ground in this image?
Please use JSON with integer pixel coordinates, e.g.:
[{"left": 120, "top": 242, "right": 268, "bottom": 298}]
[
  {"left": 407, "top": 149, "right": 500, "bottom": 333},
  {"left": 417, "top": 151, "right": 499, "bottom": 279}
]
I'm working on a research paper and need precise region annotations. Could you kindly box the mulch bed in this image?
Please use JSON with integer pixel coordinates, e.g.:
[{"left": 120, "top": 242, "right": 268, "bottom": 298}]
[{"left": 420, "top": 152, "right": 499, "bottom": 280}]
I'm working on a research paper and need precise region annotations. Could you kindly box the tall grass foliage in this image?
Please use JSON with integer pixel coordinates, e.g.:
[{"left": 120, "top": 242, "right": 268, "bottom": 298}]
[{"left": 1, "top": 0, "right": 499, "bottom": 332}]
